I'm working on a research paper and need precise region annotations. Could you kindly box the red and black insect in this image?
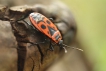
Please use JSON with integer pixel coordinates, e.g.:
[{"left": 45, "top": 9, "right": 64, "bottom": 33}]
[
  {"left": 23, "top": 12, "right": 83, "bottom": 53},
  {"left": 29, "top": 12, "right": 68, "bottom": 53}
]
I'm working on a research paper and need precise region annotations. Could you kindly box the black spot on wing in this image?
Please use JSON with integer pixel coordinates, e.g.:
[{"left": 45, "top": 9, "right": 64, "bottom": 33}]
[
  {"left": 46, "top": 20, "right": 51, "bottom": 24},
  {"left": 41, "top": 24, "right": 46, "bottom": 29}
]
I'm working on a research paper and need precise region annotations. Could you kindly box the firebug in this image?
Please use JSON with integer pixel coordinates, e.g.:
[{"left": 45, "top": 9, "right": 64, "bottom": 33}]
[{"left": 22, "top": 12, "right": 83, "bottom": 53}]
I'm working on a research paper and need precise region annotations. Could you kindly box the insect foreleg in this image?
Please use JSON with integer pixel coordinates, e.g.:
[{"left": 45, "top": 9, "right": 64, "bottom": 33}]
[{"left": 47, "top": 41, "right": 54, "bottom": 51}]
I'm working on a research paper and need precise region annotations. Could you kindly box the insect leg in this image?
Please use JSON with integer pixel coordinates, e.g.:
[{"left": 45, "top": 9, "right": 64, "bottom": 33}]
[{"left": 47, "top": 41, "right": 54, "bottom": 51}]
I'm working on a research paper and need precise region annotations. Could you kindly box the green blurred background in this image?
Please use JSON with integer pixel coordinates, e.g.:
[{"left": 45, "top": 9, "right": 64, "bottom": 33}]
[{"left": 62, "top": 0, "right": 106, "bottom": 71}]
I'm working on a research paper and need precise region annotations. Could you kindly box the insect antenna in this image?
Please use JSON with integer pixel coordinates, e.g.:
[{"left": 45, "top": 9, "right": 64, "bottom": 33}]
[{"left": 62, "top": 44, "right": 83, "bottom": 51}]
